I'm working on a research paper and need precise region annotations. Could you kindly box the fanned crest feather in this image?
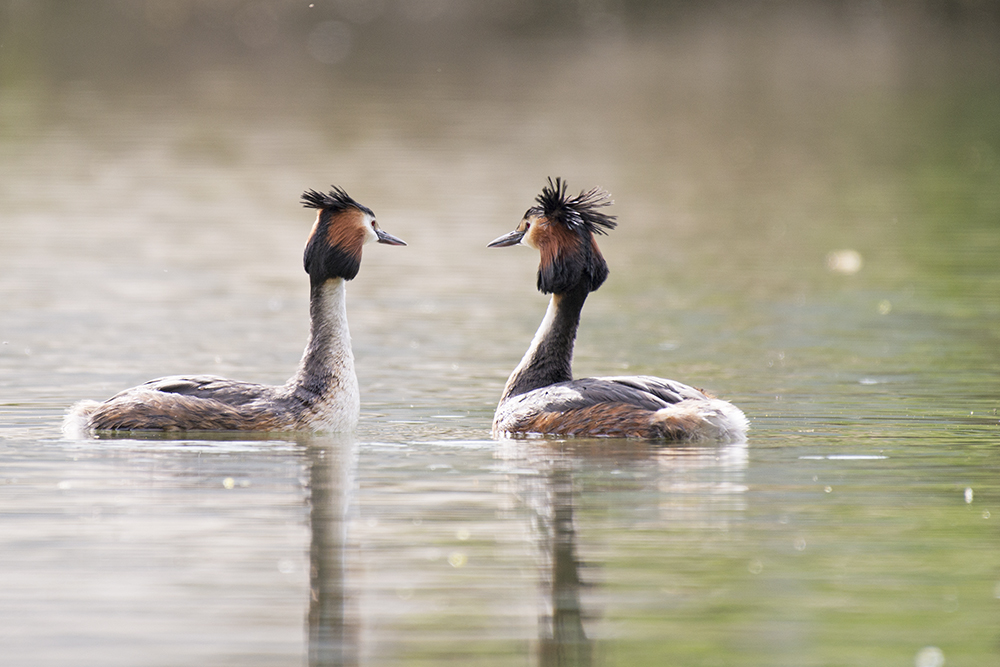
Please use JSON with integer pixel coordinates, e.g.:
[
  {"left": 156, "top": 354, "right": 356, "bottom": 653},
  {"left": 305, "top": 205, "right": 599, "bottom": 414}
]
[
  {"left": 530, "top": 177, "right": 617, "bottom": 235},
  {"left": 301, "top": 186, "right": 374, "bottom": 218}
]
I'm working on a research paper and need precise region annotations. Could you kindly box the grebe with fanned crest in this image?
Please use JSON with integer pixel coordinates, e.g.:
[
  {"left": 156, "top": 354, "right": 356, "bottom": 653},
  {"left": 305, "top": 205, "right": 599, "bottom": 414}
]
[
  {"left": 488, "top": 178, "right": 747, "bottom": 441},
  {"left": 64, "top": 186, "right": 405, "bottom": 436}
]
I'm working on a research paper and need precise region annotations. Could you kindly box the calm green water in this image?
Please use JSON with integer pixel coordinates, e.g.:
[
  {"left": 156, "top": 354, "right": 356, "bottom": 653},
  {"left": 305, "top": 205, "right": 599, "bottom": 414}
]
[{"left": 2, "top": 3, "right": 999, "bottom": 666}]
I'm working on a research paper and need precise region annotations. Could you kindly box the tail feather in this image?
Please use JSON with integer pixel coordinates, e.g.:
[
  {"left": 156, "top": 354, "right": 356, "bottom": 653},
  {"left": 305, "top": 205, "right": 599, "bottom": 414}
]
[
  {"left": 652, "top": 399, "right": 749, "bottom": 443},
  {"left": 62, "top": 400, "right": 101, "bottom": 438}
]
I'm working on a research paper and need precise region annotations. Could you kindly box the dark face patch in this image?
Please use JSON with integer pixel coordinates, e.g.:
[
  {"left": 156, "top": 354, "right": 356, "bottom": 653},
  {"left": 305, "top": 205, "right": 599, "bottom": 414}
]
[
  {"left": 534, "top": 217, "right": 609, "bottom": 294},
  {"left": 303, "top": 209, "right": 367, "bottom": 283}
]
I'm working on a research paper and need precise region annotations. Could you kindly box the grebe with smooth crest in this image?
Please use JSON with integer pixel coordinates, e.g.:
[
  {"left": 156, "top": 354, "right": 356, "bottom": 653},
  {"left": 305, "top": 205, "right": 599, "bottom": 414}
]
[
  {"left": 64, "top": 186, "right": 405, "bottom": 436},
  {"left": 488, "top": 178, "right": 748, "bottom": 441}
]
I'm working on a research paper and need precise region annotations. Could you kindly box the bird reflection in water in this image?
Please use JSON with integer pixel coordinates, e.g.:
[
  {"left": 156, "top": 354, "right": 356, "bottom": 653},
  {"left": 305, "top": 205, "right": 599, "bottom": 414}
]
[
  {"left": 500, "top": 438, "right": 749, "bottom": 666},
  {"left": 305, "top": 435, "right": 358, "bottom": 667},
  {"left": 302, "top": 432, "right": 593, "bottom": 667},
  {"left": 301, "top": 434, "right": 748, "bottom": 666},
  {"left": 537, "top": 461, "right": 592, "bottom": 667}
]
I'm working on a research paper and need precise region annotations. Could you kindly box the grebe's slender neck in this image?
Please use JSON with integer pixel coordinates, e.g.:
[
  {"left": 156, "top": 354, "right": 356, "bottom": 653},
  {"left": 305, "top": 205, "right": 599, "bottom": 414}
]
[
  {"left": 285, "top": 278, "right": 359, "bottom": 423},
  {"left": 501, "top": 283, "right": 589, "bottom": 402}
]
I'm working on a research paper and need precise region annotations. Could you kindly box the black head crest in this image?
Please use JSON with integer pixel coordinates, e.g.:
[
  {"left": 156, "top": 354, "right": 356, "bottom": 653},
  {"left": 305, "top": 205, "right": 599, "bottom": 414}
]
[
  {"left": 301, "top": 186, "right": 374, "bottom": 218},
  {"left": 529, "top": 177, "right": 617, "bottom": 236}
]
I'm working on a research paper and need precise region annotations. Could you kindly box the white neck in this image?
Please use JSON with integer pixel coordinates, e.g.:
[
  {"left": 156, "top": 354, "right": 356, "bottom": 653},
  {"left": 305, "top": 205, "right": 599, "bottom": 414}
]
[
  {"left": 501, "top": 289, "right": 585, "bottom": 402},
  {"left": 505, "top": 296, "right": 559, "bottom": 388},
  {"left": 286, "top": 278, "right": 360, "bottom": 431}
]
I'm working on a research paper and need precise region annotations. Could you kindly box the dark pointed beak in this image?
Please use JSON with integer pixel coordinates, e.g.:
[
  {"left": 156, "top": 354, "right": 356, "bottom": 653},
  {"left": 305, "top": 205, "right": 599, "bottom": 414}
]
[
  {"left": 487, "top": 229, "right": 525, "bottom": 248},
  {"left": 376, "top": 229, "right": 407, "bottom": 246}
]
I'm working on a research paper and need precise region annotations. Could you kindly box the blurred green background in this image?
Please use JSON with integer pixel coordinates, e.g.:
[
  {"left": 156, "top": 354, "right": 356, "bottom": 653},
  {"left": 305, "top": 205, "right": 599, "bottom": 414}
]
[{"left": 2, "top": 2, "right": 999, "bottom": 666}]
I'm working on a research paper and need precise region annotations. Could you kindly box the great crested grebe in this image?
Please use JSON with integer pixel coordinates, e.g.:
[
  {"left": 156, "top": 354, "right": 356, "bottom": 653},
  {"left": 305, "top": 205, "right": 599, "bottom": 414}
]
[
  {"left": 488, "top": 178, "right": 748, "bottom": 441},
  {"left": 64, "top": 186, "right": 405, "bottom": 435}
]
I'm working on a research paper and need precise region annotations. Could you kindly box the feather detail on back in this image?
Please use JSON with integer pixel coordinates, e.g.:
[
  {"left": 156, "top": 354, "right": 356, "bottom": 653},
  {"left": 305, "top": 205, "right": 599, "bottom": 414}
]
[{"left": 493, "top": 376, "right": 746, "bottom": 441}]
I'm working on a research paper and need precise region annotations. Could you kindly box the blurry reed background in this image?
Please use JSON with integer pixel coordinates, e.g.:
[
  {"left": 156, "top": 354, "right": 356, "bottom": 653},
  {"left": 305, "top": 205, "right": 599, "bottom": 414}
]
[{"left": 1, "top": 2, "right": 999, "bottom": 666}]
